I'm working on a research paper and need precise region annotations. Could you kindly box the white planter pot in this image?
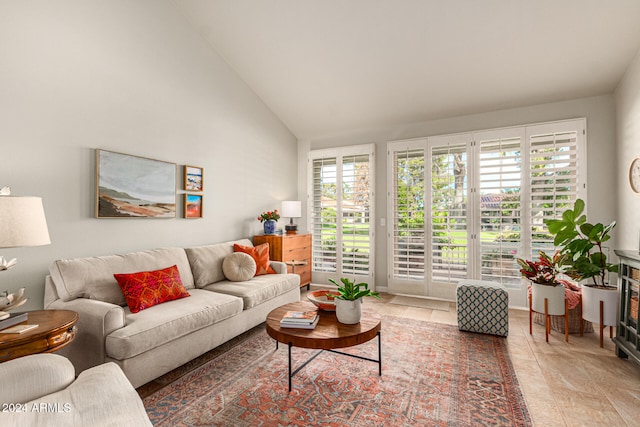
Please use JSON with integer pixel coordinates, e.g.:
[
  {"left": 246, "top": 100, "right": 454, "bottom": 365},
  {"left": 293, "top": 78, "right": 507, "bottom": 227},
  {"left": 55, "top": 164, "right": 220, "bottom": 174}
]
[
  {"left": 531, "top": 283, "right": 565, "bottom": 315},
  {"left": 582, "top": 285, "right": 618, "bottom": 327},
  {"left": 335, "top": 298, "right": 362, "bottom": 324}
]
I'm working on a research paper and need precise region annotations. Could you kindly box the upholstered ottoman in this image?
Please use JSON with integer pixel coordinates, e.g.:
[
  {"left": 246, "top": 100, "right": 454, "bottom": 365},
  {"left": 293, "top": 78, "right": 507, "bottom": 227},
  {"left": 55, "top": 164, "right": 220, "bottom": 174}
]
[{"left": 456, "top": 279, "right": 509, "bottom": 337}]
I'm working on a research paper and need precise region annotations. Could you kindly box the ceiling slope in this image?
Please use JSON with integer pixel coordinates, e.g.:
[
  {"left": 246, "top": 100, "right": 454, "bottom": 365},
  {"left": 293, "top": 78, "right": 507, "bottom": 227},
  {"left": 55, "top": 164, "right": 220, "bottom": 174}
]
[{"left": 174, "top": 0, "right": 640, "bottom": 139}]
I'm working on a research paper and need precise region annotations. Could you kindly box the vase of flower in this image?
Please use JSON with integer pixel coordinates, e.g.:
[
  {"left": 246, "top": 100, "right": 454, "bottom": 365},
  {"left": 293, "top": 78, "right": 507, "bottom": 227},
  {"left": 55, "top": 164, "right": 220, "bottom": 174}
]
[
  {"left": 263, "top": 219, "right": 276, "bottom": 235},
  {"left": 257, "top": 209, "right": 280, "bottom": 235}
]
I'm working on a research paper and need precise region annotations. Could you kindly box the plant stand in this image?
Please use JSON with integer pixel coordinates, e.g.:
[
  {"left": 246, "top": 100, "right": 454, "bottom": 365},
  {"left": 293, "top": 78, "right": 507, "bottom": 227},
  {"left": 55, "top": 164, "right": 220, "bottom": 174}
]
[
  {"left": 598, "top": 301, "right": 614, "bottom": 348},
  {"left": 533, "top": 303, "right": 594, "bottom": 334},
  {"left": 529, "top": 283, "right": 570, "bottom": 343},
  {"left": 581, "top": 285, "right": 618, "bottom": 348}
]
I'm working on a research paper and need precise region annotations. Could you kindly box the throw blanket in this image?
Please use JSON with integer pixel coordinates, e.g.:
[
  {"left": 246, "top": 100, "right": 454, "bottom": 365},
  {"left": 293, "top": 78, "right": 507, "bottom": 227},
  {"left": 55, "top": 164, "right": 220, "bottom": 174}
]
[{"left": 527, "top": 279, "right": 582, "bottom": 309}]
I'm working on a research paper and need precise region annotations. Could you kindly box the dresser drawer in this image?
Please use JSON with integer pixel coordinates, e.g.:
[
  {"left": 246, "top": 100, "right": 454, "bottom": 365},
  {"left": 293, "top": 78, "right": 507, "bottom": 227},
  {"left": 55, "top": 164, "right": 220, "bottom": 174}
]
[
  {"left": 282, "top": 235, "right": 311, "bottom": 250},
  {"left": 284, "top": 248, "right": 310, "bottom": 262},
  {"left": 292, "top": 264, "right": 311, "bottom": 286},
  {"left": 254, "top": 233, "right": 312, "bottom": 288}
]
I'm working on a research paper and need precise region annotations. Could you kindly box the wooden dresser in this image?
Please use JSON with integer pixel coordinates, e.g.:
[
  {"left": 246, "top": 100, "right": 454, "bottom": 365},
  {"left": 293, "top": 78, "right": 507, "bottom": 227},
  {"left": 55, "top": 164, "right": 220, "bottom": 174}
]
[{"left": 254, "top": 234, "right": 312, "bottom": 289}]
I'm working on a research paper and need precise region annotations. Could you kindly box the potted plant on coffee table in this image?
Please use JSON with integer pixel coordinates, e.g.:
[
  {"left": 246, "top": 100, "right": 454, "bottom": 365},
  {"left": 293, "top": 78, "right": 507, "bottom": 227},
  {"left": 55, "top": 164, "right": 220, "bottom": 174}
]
[
  {"left": 544, "top": 199, "right": 618, "bottom": 346},
  {"left": 329, "top": 277, "right": 381, "bottom": 324}
]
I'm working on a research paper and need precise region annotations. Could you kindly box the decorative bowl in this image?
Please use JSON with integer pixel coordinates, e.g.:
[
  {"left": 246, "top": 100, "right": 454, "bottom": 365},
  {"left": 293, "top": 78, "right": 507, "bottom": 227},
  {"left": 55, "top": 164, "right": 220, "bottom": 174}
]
[{"left": 307, "top": 289, "right": 341, "bottom": 311}]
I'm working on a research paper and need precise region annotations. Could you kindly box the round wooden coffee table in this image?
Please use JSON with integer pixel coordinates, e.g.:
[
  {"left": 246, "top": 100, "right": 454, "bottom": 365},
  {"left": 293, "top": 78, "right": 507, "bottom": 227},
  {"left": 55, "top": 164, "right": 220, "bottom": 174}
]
[
  {"left": 0, "top": 310, "right": 78, "bottom": 362},
  {"left": 266, "top": 301, "right": 381, "bottom": 391}
]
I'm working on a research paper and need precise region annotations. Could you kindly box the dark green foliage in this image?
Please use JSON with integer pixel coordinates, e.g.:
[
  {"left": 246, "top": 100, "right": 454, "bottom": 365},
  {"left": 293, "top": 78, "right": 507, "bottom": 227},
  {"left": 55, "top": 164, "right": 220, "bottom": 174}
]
[
  {"left": 544, "top": 199, "right": 618, "bottom": 288},
  {"left": 329, "top": 277, "right": 381, "bottom": 301}
]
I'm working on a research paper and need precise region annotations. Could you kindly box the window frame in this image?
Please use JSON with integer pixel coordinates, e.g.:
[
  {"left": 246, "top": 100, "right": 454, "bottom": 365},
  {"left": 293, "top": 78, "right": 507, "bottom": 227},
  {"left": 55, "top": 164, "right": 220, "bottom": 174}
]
[
  {"left": 307, "top": 143, "right": 376, "bottom": 287},
  {"left": 387, "top": 118, "right": 586, "bottom": 305}
]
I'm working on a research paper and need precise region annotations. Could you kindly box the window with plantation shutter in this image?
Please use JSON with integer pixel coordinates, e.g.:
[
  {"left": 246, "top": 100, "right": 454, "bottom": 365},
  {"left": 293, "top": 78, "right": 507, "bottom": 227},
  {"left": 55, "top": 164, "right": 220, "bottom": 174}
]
[
  {"left": 390, "top": 144, "right": 426, "bottom": 284},
  {"left": 387, "top": 119, "right": 586, "bottom": 305},
  {"left": 308, "top": 144, "right": 375, "bottom": 286},
  {"left": 475, "top": 129, "right": 524, "bottom": 286},
  {"left": 528, "top": 123, "right": 581, "bottom": 257},
  {"left": 430, "top": 135, "right": 470, "bottom": 286},
  {"left": 310, "top": 157, "right": 338, "bottom": 274},
  {"left": 341, "top": 154, "right": 372, "bottom": 275}
]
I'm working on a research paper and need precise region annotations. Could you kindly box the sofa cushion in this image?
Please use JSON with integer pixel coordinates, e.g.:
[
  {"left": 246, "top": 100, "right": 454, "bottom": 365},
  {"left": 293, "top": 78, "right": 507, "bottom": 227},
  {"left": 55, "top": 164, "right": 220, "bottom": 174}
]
[
  {"left": 234, "top": 242, "right": 276, "bottom": 276},
  {"left": 185, "top": 239, "right": 253, "bottom": 288},
  {"left": 0, "top": 354, "right": 75, "bottom": 404},
  {"left": 49, "top": 248, "right": 195, "bottom": 304},
  {"left": 222, "top": 252, "right": 256, "bottom": 282},
  {"left": 114, "top": 265, "right": 190, "bottom": 313},
  {"left": 105, "top": 289, "right": 242, "bottom": 360},
  {"left": 4, "top": 362, "right": 153, "bottom": 426},
  {"left": 203, "top": 273, "right": 300, "bottom": 310}
]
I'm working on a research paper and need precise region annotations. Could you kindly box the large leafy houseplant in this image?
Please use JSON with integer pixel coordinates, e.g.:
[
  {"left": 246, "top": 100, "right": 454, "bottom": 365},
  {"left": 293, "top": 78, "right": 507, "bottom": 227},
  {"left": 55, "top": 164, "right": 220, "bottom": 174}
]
[
  {"left": 544, "top": 199, "right": 618, "bottom": 289},
  {"left": 329, "top": 277, "right": 381, "bottom": 300}
]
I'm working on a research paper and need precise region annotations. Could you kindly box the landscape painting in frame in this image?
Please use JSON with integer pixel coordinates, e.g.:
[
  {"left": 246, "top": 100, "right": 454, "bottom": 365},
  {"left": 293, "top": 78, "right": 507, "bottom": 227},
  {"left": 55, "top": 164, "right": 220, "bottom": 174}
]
[
  {"left": 184, "top": 194, "right": 203, "bottom": 218},
  {"left": 96, "top": 149, "right": 176, "bottom": 218},
  {"left": 184, "top": 165, "right": 203, "bottom": 191}
]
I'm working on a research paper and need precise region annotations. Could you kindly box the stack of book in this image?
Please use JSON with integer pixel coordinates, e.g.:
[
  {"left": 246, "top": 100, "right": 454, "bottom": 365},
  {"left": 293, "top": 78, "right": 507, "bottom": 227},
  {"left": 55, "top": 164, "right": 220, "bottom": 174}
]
[
  {"left": 279, "top": 310, "right": 319, "bottom": 329},
  {"left": 0, "top": 312, "right": 28, "bottom": 332}
]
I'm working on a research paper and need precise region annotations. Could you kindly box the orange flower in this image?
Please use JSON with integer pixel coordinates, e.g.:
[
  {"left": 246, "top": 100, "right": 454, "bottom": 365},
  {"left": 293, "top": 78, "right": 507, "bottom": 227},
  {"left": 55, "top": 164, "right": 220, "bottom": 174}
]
[{"left": 257, "top": 209, "right": 281, "bottom": 222}]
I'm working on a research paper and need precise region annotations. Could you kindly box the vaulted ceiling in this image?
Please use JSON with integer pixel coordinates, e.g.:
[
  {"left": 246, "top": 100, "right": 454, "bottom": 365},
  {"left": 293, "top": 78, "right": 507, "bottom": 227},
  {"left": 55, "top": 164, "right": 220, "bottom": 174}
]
[{"left": 174, "top": 0, "right": 640, "bottom": 139}]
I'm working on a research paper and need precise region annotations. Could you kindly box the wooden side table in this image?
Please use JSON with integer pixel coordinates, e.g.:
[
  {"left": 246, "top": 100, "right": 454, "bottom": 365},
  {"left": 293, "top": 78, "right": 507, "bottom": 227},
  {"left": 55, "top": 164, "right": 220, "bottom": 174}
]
[{"left": 0, "top": 310, "right": 78, "bottom": 362}]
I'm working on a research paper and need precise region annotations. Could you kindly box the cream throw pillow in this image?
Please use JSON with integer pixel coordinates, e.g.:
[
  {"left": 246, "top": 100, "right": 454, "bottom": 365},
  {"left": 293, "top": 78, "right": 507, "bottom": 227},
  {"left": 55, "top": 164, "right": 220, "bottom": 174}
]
[{"left": 222, "top": 252, "right": 256, "bottom": 282}]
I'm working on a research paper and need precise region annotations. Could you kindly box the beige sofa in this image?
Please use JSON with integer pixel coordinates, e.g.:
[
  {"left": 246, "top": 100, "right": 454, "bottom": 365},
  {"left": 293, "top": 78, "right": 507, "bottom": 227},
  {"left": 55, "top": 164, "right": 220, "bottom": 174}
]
[
  {"left": 0, "top": 354, "right": 152, "bottom": 426},
  {"left": 44, "top": 238, "right": 300, "bottom": 388}
]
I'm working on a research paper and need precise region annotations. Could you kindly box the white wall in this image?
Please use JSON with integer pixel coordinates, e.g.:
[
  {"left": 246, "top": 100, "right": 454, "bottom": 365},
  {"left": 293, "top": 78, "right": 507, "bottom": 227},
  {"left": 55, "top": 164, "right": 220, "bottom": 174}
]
[
  {"left": 615, "top": 47, "right": 640, "bottom": 251},
  {"left": 0, "top": 1, "right": 298, "bottom": 310},
  {"left": 299, "top": 95, "right": 617, "bottom": 295}
]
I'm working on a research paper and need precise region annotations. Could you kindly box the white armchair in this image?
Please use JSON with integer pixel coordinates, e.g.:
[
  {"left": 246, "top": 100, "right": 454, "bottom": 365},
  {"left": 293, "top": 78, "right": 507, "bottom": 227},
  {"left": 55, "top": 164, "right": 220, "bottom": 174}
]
[{"left": 0, "top": 354, "right": 151, "bottom": 426}]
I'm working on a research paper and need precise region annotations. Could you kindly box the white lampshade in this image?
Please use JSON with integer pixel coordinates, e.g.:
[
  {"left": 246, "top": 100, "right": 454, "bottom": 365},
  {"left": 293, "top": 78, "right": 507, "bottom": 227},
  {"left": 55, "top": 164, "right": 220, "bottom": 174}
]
[
  {"left": 281, "top": 201, "right": 302, "bottom": 218},
  {"left": 0, "top": 196, "right": 51, "bottom": 248}
]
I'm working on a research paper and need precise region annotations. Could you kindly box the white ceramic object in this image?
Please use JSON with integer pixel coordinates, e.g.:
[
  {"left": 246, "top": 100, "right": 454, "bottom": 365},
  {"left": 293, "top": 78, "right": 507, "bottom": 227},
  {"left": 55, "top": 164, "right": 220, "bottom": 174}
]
[
  {"left": 0, "top": 287, "right": 27, "bottom": 311},
  {"left": 531, "top": 283, "right": 565, "bottom": 315},
  {"left": 335, "top": 298, "right": 363, "bottom": 324},
  {"left": 307, "top": 290, "right": 340, "bottom": 311},
  {"left": 0, "top": 256, "right": 17, "bottom": 271},
  {"left": 582, "top": 285, "right": 618, "bottom": 327}
]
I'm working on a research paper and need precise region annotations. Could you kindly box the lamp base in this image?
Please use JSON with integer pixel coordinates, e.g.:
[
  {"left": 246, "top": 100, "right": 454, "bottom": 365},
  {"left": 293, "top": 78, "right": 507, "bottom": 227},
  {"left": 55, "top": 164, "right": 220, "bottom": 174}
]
[{"left": 285, "top": 224, "right": 298, "bottom": 235}]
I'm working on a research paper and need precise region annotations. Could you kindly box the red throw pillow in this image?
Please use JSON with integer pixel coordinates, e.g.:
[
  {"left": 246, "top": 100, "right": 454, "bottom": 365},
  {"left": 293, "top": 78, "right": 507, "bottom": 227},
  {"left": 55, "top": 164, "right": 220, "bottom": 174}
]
[
  {"left": 234, "top": 243, "right": 276, "bottom": 276},
  {"left": 114, "top": 265, "right": 190, "bottom": 313}
]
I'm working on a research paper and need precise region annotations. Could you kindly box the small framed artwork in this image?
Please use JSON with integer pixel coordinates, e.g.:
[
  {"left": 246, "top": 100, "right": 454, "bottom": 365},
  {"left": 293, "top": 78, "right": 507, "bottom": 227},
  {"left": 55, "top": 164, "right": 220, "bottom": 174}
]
[
  {"left": 184, "top": 194, "right": 203, "bottom": 218},
  {"left": 184, "top": 165, "right": 203, "bottom": 192},
  {"left": 96, "top": 149, "right": 176, "bottom": 218}
]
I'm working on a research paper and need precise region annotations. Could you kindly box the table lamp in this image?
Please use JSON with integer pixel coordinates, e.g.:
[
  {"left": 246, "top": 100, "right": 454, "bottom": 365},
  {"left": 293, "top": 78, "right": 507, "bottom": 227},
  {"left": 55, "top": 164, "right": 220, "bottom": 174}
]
[
  {"left": 281, "top": 201, "right": 302, "bottom": 235},
  {"left": 0, "top": 187, "right": 51, "bottom": 320}
]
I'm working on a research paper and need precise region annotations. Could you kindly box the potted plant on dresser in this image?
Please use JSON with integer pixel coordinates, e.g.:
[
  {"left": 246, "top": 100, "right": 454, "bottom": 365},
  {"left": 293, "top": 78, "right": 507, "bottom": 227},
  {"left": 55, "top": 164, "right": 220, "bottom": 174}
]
[
  {"left": 329, "top": 277, "right": 381, "bottom": 324},
  {"left": 545, "top": 199, "right": 618, "bottom": 347}
]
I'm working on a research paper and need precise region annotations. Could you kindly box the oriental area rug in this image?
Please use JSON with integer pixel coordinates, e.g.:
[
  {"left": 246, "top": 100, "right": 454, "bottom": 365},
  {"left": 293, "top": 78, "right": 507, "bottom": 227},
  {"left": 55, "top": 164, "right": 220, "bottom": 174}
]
[{"left": 141, "top": 316, "right": 532, "bottom": 426}]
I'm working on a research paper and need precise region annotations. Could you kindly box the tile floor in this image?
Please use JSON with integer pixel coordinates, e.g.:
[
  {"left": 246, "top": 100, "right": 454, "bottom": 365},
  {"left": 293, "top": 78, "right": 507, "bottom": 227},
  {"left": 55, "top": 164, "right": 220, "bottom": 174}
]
[{"left": 305, "top": 289, "right": 640, "bottom": 427}]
